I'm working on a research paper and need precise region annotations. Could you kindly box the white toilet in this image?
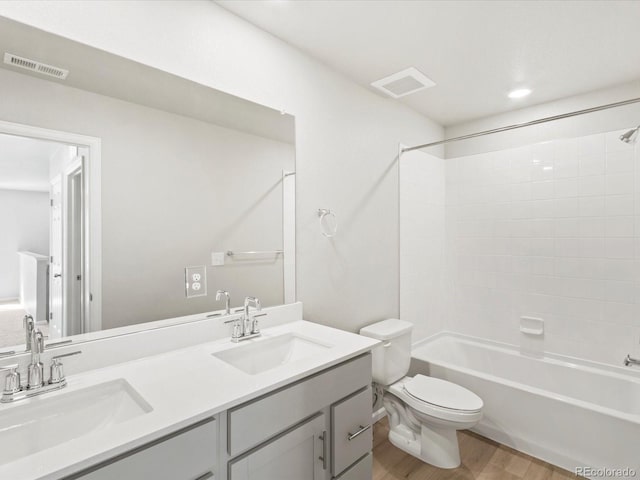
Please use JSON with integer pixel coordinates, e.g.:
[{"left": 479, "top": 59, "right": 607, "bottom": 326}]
[{"left": 360, "top": 319, "right": 483, "bottom": 469}]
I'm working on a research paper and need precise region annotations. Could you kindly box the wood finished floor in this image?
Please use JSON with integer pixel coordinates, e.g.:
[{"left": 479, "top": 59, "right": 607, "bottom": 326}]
[{"left": 372, "top": 418, "right": 582, "bottom": 480}]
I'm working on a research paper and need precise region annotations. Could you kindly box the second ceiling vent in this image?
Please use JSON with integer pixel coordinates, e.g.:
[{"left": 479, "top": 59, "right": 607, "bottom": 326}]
[
  {"left": 371, "top": 67, "right": 435, "bottom": 98},
  {"left": 3, "top": 52, "right": 69, "bottom": 80}
]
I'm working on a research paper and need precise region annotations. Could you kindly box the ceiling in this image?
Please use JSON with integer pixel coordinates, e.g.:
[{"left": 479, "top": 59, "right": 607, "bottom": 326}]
[
  {"left": 0, "top": 133, "right": 62, "bottom": 192},
  {"left": 216, "top": 0, "right": 640, "bottom": 126}
]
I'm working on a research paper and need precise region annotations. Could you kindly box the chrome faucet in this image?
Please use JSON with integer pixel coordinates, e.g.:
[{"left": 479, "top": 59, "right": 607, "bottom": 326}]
[
  {"left": 27, "top": 329, "right": 45, "bottom": 389},
  {"left": 624, "top": 354, "right": 640, "bottom": 367},
  {"left": 244, "top": 296, "right": 262, "bottom": 335},
  {"left": 24, "top": 314, "right": 34, "bottom": 351},
  {"left": 225, "top": 296, "right": 266, "bottom": 343},
  {"left": 0, "top": 330, "right": 82, "bottom": 404},
  {"left": 216, "top": 290, "right": 231, "bottom": 315}
]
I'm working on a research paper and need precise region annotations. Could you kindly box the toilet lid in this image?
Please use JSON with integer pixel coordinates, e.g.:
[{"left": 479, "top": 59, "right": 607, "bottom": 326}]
[{"left": 403, "top": 375, "right": 483, "bottom": 412}]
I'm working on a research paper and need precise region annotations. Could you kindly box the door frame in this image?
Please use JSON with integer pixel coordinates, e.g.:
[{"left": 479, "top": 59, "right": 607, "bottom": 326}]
[
  {"left": 0, "top": 120, "right": 102, "bottom": 332},
  {"left": 49, "top": 174, "right": 63, "bottom": 337}
]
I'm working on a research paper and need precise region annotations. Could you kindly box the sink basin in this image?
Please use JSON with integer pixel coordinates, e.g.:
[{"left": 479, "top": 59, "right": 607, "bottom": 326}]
[
  {"left": 0, "top": 379, "right": 152, "bottom": 465},
  {"left": 212, "top": 333, "right": 332, "bottom": 375}
]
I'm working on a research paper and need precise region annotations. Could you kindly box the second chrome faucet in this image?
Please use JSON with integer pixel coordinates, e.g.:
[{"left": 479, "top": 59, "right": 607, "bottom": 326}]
[{"left": 224, "top": 296, "right": 265, "bottom": 343}]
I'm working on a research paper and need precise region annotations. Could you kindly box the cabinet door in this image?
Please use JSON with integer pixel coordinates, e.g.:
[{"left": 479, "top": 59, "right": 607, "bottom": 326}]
[
  {"left": 331, "top": 387, "right": 372, "bottom": 476},
  {"left": 333, "top": 453, "right": 371, "bottom": 480},
  {"left": 229, "top": 413, "right": 326, "bottom": 480}
]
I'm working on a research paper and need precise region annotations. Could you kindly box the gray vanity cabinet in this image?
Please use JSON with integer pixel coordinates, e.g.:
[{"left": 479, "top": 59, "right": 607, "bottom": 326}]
[
  {"left": 224, "top": 353, "right": 373, "bottom": 480},
  {"left": 228, "top": 413, "right": 326, "bottom": 480},
  {"left": 331, "top": 387, "right": 372, "bottom": 477},
  {"left": 68, "top": 418, "right": 217, "bottom": 480},
  {"left": 332, "top": 453, "right": 372, "bottom": 480}
]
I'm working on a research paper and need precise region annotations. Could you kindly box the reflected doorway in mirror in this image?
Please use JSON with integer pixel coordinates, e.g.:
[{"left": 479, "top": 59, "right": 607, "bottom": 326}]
[{"left": 0, "top": 120, "right": 102, "bottom": 354}]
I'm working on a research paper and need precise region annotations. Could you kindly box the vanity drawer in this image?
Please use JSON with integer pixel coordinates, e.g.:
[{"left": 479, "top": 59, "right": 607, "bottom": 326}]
[
  {"left": 333, "top": 453, "right": 372, "bottom": 480},
  {"left": 69, "top": 418, "right": 217, "bottom": 480},
  {"left": 331, "top": 387, "right": 372, "bottom": 476},
  {"left": 228, "top": 353, "right": 371, "bottom": 456}
]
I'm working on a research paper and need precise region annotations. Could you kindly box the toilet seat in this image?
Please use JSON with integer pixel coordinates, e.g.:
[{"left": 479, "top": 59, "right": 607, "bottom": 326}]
[
  {"left": 403, "top": 375, "right": 483, "bottom": 413},
  {"left": 387, "top": 376, "right": 483, "bottom": 425}
]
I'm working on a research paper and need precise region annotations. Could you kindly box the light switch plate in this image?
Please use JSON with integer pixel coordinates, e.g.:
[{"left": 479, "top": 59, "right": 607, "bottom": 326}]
[
  {"left": 211, "top": 252, "right": 225, "bottom": 267},
  {"left": 185, "top": 265, "right": 207, "bottom": 298}
]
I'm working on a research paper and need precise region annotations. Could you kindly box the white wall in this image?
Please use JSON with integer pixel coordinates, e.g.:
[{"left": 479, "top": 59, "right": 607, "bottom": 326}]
[
  {"left": 0, "top": 1, "right": 443, "bottom": 332},
  {"left": 400, "top": 150, "right": 446, "bottom": 342},
  {"left": 0, "top": 188, "right": 49, "bottom": 300},
  {"left": 0, "top": 67, "right": 293, "bottom": 330}
]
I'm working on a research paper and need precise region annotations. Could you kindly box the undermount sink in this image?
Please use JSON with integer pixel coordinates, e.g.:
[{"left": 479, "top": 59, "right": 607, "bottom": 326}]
[
  {"left": 0, "top": 379, "right": 152, "bottom": 465},
  {"left": 212, "top": 333, "right": 332, "bottom": 375}
]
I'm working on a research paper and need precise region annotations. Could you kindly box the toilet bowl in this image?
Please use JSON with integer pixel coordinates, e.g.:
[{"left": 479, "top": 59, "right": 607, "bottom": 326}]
[
  {"left": 360, "top": 319, "right": 483, "bottom": 469},
  {"left": 384, "top": 375, "right": 482, "bottom": 468}
]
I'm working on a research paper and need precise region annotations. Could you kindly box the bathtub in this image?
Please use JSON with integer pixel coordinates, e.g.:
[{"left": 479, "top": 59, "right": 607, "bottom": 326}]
[{"left": 410, "top": 333, "right": 640, "bottom": 478}]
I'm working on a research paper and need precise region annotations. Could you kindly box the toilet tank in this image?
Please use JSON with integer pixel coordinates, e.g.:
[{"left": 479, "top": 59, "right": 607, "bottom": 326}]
[{"left": 360, "top": 319, "right": 413, "bottom": 385}]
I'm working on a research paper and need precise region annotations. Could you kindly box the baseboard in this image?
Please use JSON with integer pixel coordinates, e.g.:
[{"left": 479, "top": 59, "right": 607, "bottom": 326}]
[{"left": 372, "top": 407, "right": 386, "bottom": 424}]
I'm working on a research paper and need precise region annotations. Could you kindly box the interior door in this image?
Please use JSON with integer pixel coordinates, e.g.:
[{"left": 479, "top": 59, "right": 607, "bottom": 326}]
[
  {"left": 64, "top": 157, "right": 84, "bottom": 336},
  {"left": 229, "top": 413, "right": 327, "bottom": 480},
  {"left": 49, "top": 175, "right": 63, "bottom": 338}
]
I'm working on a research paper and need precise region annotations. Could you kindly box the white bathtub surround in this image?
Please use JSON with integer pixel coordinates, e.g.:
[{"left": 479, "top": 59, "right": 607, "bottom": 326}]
[
  {"left": 0, "top": 304, "right": 378, "bottom": 480},
  {"left": 412, "top": 333, "right": 640, "bottom": 475},
  {"left": 399, "top": 149, "right": 447, "bottom": 341},
  {"left": 445, "top": 128, "right": 640, "bottom": 366}
]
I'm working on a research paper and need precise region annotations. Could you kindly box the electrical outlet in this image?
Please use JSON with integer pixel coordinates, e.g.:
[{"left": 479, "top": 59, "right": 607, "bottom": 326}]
[
  {"left": 211, "top": 252, "right": 225, "bottom": 267},
  {"left": 185, "top": 265, "right": 207, "bottom": 298}
]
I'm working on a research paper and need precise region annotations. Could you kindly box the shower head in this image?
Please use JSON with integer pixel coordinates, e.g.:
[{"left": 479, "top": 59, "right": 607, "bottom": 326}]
[{"left": 619, "top": 125, "right": 640, "bottom": 144}]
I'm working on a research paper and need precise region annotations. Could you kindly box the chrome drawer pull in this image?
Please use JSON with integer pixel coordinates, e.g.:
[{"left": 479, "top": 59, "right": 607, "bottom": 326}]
[
  {"left": 319, "top": 431, "right": 327, "bottom": 470},
  {"left": 347, "top": 424, "right": 371, "bottom": 441},
  {"left": 195, "top": 472, "right": 214, "bottom": 480}
]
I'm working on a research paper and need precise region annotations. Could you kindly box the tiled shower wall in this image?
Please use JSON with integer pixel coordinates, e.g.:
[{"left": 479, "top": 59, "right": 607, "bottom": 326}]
[
  {"left": 400, "top": 150, "right": 446, "bottom": 341},
  {"left": 445, "top": 128, "right": 640, "bottom": 365}
]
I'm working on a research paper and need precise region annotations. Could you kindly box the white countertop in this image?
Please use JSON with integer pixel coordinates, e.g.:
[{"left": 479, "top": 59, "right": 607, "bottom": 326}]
[{"left": 0, "top": 319, "right": 379, "bottom": 480}]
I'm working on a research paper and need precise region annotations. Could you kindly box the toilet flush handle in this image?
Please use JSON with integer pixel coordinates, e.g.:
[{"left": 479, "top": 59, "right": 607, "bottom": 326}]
[{"left": 383, "top": 341, "right": 391, "bottom": 348}]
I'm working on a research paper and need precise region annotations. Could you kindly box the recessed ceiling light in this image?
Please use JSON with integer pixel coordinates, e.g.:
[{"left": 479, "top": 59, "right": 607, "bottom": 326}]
[{"left": 508, "top": 88, "right": 532, "bottom": 99}]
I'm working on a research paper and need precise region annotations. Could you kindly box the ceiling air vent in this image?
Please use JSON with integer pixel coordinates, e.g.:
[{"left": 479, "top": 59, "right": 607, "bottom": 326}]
[
  {"left": 371, "top": 67, "right": 435, "bottom": 99},
  {"left": 3, "top": 52, "right": 69, "bottom": 80}
]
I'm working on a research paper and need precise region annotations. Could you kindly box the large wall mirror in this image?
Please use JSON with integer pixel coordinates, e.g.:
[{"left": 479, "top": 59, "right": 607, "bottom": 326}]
[{"left": 0, "top": 18, "right": 296, "bottom": 354}]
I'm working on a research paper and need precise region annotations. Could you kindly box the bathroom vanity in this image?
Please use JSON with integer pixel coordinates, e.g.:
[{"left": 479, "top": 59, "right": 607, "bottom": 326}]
[
  {"left": 0, "top": 304, "right": 378, "bottom": 480},
  {"left": 72, "top": 355, "right": 372, "bottom": 480}
]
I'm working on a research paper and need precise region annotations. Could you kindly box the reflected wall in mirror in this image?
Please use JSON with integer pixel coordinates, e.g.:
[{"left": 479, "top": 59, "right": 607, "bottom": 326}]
[{"left": 0, "top": 18, "right": 296, "bottom": 353}]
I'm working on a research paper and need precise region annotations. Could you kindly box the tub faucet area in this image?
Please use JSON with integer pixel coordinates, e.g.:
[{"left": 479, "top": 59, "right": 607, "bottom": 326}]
[{"left": 624, "top": 354, "right": 640, "bottom": 367}]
